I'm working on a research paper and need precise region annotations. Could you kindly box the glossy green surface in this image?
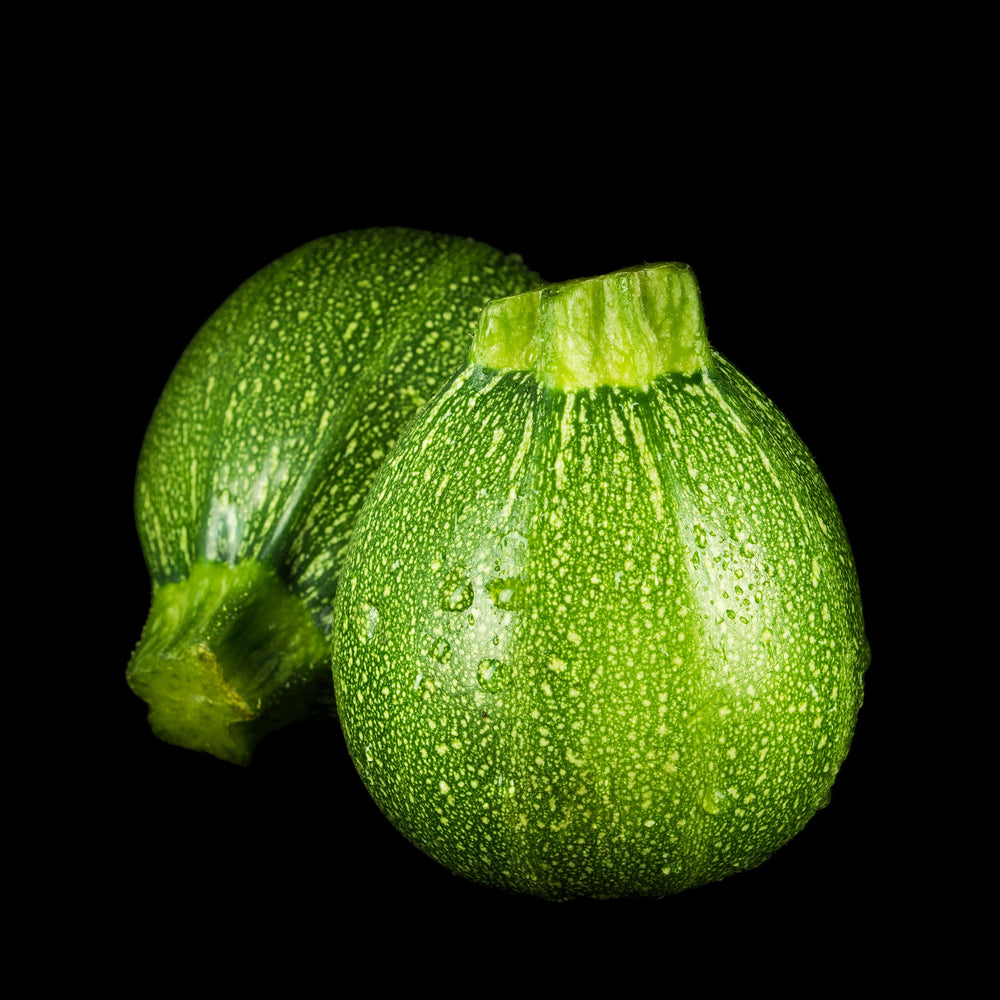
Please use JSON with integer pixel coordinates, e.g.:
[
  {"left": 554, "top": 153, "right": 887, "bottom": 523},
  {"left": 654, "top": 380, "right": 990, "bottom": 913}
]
[{"left": 332, "top": 263, "right": 869, "bottom": 898}]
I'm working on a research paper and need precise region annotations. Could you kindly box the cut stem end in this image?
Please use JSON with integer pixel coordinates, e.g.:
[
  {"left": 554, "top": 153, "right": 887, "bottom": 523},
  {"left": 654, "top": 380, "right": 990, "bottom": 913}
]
[
  {"left": 127, "top": 560, "right": 330, "bottom": 765},
  {"left": 472, "top": 262, "right": 711, "bottom": 389}
]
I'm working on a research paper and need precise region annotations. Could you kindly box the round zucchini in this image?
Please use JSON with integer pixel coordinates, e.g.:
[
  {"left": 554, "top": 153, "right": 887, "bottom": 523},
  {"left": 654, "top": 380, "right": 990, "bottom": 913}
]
[
  {"left": 332, "top": 262, "right": 869, "bottom": 898},
  {"left": 128, "top": 228, "right": 542, "bottom": 764}
]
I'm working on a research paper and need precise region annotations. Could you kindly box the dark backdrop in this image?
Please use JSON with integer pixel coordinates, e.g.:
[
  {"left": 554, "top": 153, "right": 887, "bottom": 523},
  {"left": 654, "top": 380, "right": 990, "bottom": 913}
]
[{"left": 78, "top": 135, "right": 919, "bottom": 970}]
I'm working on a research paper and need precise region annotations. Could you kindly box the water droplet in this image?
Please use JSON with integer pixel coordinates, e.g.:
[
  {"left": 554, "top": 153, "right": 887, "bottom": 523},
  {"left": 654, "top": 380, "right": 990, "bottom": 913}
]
[
  {"left": 357, "top": 602, "right": 382, "bottom": 644},
  {"left": 431, "top": 638, "right": 452, "bottom": 664},
  {"left": 700, "top": 787, "right": 728, "bottom": 815},
  {"left": 693, "top": 524, "right": 708, "bottom": 548},
  {"left": 505, "top": 530, "right": 527, "bottom": 546},
  {"left": 487, "top": 576, "right": 523, "bottom": 609},
  {"left": 439, "top": 570, "right": 474, "bottom": 612},
  {"left": 477, "top": 658, "right": 507, "bottom": 691}
]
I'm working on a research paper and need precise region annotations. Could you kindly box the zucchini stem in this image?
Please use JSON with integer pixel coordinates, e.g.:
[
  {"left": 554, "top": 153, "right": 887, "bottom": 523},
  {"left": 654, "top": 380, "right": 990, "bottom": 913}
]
[
  {"left": 127, "top": 561, "right": 330, "bottom": 764},
  {"left": 472, "top": 262, "right": 711, "bottom": 389}
]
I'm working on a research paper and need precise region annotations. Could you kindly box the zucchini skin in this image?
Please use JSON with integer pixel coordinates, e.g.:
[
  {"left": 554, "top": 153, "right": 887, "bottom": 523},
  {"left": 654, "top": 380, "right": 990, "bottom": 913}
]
[
  {"left": 332, "top": 273, "right": 869, "bottom": 898},
  {"left": 129, "top": 228, "right": 542, "bottom": 763}
]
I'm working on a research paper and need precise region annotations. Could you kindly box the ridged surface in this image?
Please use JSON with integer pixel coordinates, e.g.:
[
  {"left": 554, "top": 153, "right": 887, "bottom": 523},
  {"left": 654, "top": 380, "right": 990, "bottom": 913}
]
[
  {"left": 333, "top": 357, "right": 869, "bottom": 899},
  {"left": 135, "top": 228, "right": 543, "bottom": 631}
]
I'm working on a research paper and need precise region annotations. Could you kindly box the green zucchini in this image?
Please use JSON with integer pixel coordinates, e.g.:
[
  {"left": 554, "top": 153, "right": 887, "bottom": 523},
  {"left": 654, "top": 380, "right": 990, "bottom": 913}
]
[
  {"left": 332, "top": 262, "right": 869, "bottom": 899},
  {"left": 128, "top": 228, "right": 542, "bottom": 765}
]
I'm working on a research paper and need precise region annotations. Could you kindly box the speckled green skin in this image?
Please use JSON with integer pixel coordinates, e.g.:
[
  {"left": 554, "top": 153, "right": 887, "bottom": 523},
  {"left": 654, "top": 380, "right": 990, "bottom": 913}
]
[
  {"left": 129, "top": 228, "right": 542, "bottom": 763},
  {"left": 332, "top": 266, "right": 869, "bottom": 898}
]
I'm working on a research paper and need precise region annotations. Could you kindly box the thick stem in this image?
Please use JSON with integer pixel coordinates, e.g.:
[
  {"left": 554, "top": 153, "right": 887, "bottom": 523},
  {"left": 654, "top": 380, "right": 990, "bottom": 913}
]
[
  {"left": 472, "top": 262, "right": 711, "bottom": 389},
  {"left": 127, "top": 561, "right": 330, "bottom": 764}
]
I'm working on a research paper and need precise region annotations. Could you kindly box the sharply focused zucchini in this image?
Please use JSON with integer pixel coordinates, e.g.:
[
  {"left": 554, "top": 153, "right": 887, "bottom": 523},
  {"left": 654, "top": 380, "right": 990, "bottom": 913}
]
[
  {"left": 332, "top": 262, "right": 869, "bottom": 898},
  {"left": 128, "top": 228, "right": 542, "bottom": 764}
]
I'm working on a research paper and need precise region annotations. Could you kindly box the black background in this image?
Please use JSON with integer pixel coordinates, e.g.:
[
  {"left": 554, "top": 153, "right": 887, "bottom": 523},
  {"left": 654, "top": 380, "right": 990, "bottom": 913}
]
[{"left": 69, "top": 100, "right": 939, "bottom": 978}]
